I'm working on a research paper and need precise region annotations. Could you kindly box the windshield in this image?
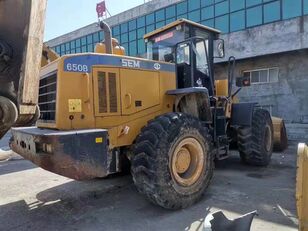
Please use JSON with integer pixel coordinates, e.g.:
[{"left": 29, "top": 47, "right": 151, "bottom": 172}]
[{"left": 146, "top": 28, "right": 186, "bottom": 62}]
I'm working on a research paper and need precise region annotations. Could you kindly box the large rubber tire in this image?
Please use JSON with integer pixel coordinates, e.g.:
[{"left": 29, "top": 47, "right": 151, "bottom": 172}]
[
  {"left": 131, "top": 113, "right": 214, "bottom": 209},
  {"left": 237, "top": 109, "right": 273, "bottom": 166}
]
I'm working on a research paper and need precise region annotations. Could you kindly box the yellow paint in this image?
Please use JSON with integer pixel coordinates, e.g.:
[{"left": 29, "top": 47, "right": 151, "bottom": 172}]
[
  {"left": 95, "top": 137, "right": 103, "bottom": 143},
  {"left": 68, "top": 99, "right": 82, "bottom": 113},
  {"left": 215, "top": 79, "right": 228, "bottom": 97},
  {"left": 297, "top": 143, "right": 308, "bottom": 231},
  {"left": 38, "top": 53, "right": 176, "bottom": 147}
]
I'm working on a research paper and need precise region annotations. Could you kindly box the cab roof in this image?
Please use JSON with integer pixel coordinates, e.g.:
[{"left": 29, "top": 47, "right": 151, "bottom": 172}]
[{"left": 144, "top": 18, "right": 221, "bottom": 40}]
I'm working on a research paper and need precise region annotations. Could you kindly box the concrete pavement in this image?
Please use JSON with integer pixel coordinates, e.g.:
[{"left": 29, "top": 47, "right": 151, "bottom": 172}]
[{"left": 0, "top": 135, "right": 298, "bottom": 231}]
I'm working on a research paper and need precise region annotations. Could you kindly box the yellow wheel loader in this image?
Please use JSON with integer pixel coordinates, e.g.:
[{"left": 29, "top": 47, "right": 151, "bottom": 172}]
[{"left": 9, "top": 18, "right": 276, "bottom": 209}]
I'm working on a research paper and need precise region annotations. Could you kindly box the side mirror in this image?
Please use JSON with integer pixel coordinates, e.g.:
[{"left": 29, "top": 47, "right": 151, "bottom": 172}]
[
  {"left": 214, "top": 39, "right": 225, "bottom": 58},
  {"left": 236, "top": 76, "right": 251, "bottom": 87}
]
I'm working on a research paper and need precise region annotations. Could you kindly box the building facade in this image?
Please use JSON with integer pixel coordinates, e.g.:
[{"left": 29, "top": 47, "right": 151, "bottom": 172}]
[{"left": 47, "top": 0, "right": 308, "bottom": 140}]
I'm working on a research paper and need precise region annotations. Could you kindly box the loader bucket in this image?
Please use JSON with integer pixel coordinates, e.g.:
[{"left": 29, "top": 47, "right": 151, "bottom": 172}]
[
  {"left": 0, "top": 0, "right": 47, "bottom": 138},
  {"left": 296, "top": 143, "right": 308, "bottom": 231},
  {"left": 272, "top": 117, "right": 288, "bottom": 151}
]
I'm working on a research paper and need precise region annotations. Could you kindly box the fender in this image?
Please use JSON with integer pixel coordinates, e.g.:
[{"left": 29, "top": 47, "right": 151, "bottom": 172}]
[
  {"left": 231, "top": 102, "right": 257, "bottom": 126},
  {"left": 166, "top": 87, "right": 212, "bottom": 123}
]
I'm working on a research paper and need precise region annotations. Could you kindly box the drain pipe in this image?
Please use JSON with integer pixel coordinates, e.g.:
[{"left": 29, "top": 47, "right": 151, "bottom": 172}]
[{"left": 99, "top": 21, "right": 113, "bottom": 54}]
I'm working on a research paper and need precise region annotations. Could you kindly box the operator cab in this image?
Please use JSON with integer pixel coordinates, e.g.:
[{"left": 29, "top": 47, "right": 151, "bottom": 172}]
[{"left": 144, "top": 19, "right": 224, "bottom": 96}]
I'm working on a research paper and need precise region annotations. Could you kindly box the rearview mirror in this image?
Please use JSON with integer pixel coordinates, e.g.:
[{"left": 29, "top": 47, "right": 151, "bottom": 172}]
[
  {"left": 214, "top": 39, "right": 225, "bottom": 58},
  {"left": 236, "top": 76, "right": 251, "bottom": 87}
]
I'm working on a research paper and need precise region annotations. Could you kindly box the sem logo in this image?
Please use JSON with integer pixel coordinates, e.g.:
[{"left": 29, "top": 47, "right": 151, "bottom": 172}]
[
  {"left": 122, "top": 59, "right": 141, "bottom": 68},
  {"left": 154, "top": 63, "right": 161, "bottom": 70}
]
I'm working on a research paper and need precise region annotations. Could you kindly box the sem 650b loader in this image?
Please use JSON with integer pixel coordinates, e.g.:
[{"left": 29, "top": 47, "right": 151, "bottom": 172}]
[
  {"left": 0, "top": 0, "right": 286, "bottom": 209},
  {"left": 9, "top": 17, "right": 277, "bottom": 209}
]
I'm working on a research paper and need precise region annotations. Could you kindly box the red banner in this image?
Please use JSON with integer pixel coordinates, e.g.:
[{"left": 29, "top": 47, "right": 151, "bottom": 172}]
[{"left": 96, "top": 1, "right": 106, "bottom": 18}]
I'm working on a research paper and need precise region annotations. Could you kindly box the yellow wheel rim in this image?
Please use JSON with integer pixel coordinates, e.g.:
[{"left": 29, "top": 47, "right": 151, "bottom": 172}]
[{"left": 171, "top": 138, "right": 205, "bottom": 187}]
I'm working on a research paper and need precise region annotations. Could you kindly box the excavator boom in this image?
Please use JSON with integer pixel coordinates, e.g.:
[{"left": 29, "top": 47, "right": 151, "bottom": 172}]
[{"left": 0, "top": 0, "right": 47, "bottom": 139}]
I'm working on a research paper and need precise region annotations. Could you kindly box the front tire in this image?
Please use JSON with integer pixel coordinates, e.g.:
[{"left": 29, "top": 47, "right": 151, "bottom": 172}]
[
  {"left": 237, "top": 109, "right": 273, "bottom": 166},
  {"left": 131, "top": 113, "right": 214, "bottom": 209}
]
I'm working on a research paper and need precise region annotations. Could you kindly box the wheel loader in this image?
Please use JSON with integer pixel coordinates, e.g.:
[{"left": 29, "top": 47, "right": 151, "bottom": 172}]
[{"left": 9, "top": 18, "right": 276, "bottom": 209}]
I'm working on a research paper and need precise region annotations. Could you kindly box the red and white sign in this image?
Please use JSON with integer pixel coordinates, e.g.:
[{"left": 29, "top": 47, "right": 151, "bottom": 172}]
[
  {"left": 154, "top": 32, "right": 174, "bottom": 43},
  {"left": 96, "top": 1, "right": 106, "bottom": 18}
]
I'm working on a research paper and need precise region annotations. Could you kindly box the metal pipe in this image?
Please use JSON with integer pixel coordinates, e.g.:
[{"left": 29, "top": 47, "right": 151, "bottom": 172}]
[{"left": 99, "top": 21, "right": 112, "bottom": 54}]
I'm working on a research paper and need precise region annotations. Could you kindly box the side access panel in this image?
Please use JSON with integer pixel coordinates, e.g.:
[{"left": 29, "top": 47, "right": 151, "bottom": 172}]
[{"left": 120, "top": 69, "right": 160, "bottom": 115}]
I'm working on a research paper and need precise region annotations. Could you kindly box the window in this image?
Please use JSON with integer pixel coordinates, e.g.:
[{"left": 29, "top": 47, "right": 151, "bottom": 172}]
[
  {"left": 146, "top": 24, "right": 155, "bottom": 33},
  {"left": 188, "top": 0, "right": 200, "bottom": 11},
  {"left": 166, "top": 5, "right": 176, "bottom": 18},
  {"left": 246, "top": 0, "right": 262, "bottom": 7},
  {"left": 215, "top": 1, "right": 229, "bottom": 16},
  {"left": 99, "top": 31, "right": 104, "bottom": 41},
  {"left": 282, "top": 0, "right": 302, "bottom": 19},
  {"left": 65, "top": 43, "right": 70, "bottom": 51},
  {"left": 177, "top": 1, "right": 188, "bottom": 15},
  {"left": 155, "top": 9, "right": 165, "bottom": 22},
  {"left": 129, "top": 20, "right": 137, "bottom": 31},
  {"left": 93, "top": 32, "right": 100, "bottom": 43},
  {"left": 88, "top": 44, "right": 94, "bottom": 52},
  {"left": 156, "top": 21, "right": 165, "bottom": 29},
  {"left": 137, "top": 27, "right": 145, "bottom": 39},
  {"left": 201, "top": 19, "right": 214, "bottom": 27},
  {"left": 201, "top": 6, "right": 214, "bottom": 20},
  {"left": 215, "top": 15, "right": 229, "bottom": 33},
  {"left": 305, "top": 0, "right": 308, "bottom": 15},
  {"left": 188, "top": 10, "right": 201, "bottom": 22},
  {"left": 264, "top": 1, "right": 280, "bottom": 23},
  {"left": 177, "top": 13, "right": 188, "bottom": 19},
  {"left": 230, "top": 10, "right": 245, "bottom": 32},
  {"left": 137, "top": 16, "right": 145, "bottom": 28},
  {"left": 87, "top": 34, "right": 93, "bottom": 44},
  {"left": 81, "top": 45, "right": 87, "bottom": 53},
  {"left": 166, "top": 17, "right": 176, "bottom": 24},
  {"left": 112, "top": 25, "right": 120, "bottom": 35},
  {"left": 70, "top": 41, "right": 75, "bottom": 49},
  {"left": 230, "top": 0, "right": 245, "bottom": 12},
  {"left": 243, "top": 67, "right": 279, "bottom": 84},
  {"left": 121, "top": 33, "right": 128, "bottom": 43},
  {"left": 246, "top": 6, "right": 262, "bottom": 27},
  {"left": 129, "top": 30, "right": 136, "bottom": 40},
  {"left": 129, "top": 40, "right": 137, "bottom": 56},
  {"left": 81, "top": 37, "right": 87, "bottom": 46},
  {"left": 202, "top": 0, "right": 214, "bottom": 7},
  {"left": 121, "top": 23, "right": 128, "bottom": 33},
  {"left": 146, "top": 13, "right": 155, "bottom": 24},
  {"left": 76, "top": 39, "right": 81, "bottom": 47},
  {"left": 137, "top": 39, "right": 146, "bottom": 55}
]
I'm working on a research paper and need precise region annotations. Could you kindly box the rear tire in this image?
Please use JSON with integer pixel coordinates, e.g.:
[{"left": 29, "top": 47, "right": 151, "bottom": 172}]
[
  {"left": 131, "top": 113, "right": 214, "bottom": 209},
  {"left": 237, "top": 109, "right": 273, "bottom": 166}
]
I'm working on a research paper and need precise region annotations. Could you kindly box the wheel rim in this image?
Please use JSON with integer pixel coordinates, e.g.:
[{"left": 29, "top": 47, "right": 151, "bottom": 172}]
[
  {"left": 171, "top": 138, "right": 205, "bottom": 187},
  {"left": 264, "top": 125, "right": 272, "bottom": 152}
]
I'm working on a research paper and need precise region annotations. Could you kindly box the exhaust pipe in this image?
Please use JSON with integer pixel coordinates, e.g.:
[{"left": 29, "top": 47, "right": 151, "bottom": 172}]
[{"left": 99, "top": 21, "right": 112, "bottom": 54}]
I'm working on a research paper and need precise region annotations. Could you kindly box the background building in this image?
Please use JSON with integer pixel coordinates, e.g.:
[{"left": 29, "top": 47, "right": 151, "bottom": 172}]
[{"left": 47, "top": 0, "right": 308, "bottom": 140}]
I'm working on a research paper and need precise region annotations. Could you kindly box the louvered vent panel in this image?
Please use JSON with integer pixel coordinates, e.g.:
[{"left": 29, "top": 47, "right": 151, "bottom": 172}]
[
  {"left": 98, "top": 72, "right": 107, "bottom": 113},
  {"left": 108, "top": 73, "right": 118, "bottom": 113}
]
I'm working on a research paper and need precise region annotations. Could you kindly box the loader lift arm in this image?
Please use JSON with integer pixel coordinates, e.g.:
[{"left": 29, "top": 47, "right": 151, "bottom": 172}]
[{"left": 0, "top": 0, "right": 47, "bottom": 139}]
